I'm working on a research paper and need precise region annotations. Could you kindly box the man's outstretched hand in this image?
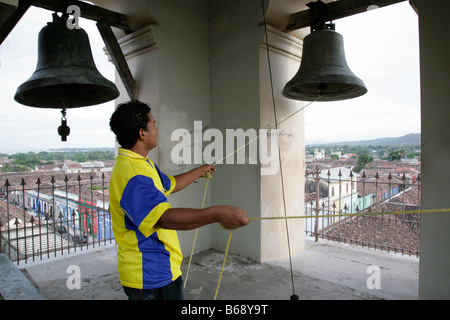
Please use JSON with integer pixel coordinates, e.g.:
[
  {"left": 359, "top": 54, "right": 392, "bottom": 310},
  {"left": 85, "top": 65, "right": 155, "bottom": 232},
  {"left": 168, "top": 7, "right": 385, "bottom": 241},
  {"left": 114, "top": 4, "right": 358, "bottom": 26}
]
[{"left": 215, "top": 206, "right": 250, "bottom": 230}]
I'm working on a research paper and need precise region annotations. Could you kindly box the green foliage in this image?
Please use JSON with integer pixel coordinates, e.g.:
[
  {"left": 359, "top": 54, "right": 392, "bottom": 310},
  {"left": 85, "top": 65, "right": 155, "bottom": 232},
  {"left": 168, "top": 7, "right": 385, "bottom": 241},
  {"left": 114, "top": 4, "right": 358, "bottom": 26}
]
[
  {"left": 1, "top": 163, "right": 11, "bottom": 173},
  {"left": 388, "top": 149, "right": 406, "bottom": 161},
  {"left": 306, "top": 144, "right": 421, "bottom": 162},
  {"left": 0, "top": 149, "right": 115, "bottom": 173},
  {"left": 358, "top": 153, "right": 373, "bottom": 167}
]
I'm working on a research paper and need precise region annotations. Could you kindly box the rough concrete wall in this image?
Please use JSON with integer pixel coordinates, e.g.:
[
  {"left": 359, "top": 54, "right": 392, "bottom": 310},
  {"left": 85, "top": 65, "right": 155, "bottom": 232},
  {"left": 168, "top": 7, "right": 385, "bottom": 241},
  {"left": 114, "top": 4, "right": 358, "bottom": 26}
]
[
  {"left": 148, "top": 0, "right": 213, "bottom": 255},
  {"left": 209, "top": 0, "right": 264, "bottom": 261}
]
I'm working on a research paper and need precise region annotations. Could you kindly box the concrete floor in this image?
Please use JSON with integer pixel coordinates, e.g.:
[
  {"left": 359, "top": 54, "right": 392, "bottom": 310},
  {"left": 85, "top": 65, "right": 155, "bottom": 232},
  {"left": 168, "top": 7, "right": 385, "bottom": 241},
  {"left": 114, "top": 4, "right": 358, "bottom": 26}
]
[{"left": 20, "top": 238, "right": 419, "bottom": 300}]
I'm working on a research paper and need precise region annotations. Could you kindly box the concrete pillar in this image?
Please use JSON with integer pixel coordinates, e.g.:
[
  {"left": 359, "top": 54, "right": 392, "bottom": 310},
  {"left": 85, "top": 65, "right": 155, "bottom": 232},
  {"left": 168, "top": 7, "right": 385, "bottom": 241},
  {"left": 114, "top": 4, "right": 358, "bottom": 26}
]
[
  {"left": 208, "top": 0, "right": 262, "bottom": 261},
  {"left": 147, "top": 0, "right": 213, "bottom": 255},
  {"left": 260, "top": 25, "right": 305, "bottom": 262},
  {"left": 409, "top": 0, "right": 450, "bottom": 299},
  {"left": 209, "top": 1, "right": 305, "bottom": 262}
]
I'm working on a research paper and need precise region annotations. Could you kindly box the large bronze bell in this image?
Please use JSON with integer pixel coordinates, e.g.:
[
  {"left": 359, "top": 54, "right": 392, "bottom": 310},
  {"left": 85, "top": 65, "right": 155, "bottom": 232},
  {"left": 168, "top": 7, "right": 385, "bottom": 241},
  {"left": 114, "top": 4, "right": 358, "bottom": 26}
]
[
  {"left": 14, "top": 13, "right": 119, "bottom": 108},
  {"left": 282, "top": 24, "right": 367, "bottom": 102}
]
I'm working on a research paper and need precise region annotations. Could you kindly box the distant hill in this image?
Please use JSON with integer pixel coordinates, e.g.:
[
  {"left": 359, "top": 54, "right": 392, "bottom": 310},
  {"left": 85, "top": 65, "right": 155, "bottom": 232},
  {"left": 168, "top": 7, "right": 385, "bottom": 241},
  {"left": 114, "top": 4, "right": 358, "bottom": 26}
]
[
  {"left": 307, "top": 133, "right": 421, "bottom": 146},
  {"left": 48, "top": 147, "right": 115, "bottom": 152}
]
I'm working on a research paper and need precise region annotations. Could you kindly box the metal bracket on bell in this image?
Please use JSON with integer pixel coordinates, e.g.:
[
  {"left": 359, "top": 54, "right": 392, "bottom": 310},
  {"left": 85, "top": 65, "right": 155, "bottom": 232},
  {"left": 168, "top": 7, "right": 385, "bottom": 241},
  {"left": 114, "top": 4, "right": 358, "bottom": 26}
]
[
  {"left": 58, "top": 108, "right": 71, "bottom": 141},
  {"left": 323, "top": 22, "right": 335, "bottom": 31},
  {"left": 308, "top": 0, "right": 328, "bottom": 32}
]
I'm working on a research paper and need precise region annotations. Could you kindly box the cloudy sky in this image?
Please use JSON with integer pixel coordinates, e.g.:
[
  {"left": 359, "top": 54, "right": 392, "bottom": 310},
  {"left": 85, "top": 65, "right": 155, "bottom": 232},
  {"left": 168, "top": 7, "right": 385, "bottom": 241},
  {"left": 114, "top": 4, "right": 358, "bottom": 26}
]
[{"left": 0, "top": 2, "right": 420, "bottom": 154}]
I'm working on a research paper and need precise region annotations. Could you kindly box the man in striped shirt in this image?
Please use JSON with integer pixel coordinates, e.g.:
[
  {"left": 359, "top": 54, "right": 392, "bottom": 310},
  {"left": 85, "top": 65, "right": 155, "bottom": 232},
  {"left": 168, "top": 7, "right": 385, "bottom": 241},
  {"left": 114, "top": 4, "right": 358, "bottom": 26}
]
[{"left": 109, "top": 100, "right": 249, "bottom": 300}]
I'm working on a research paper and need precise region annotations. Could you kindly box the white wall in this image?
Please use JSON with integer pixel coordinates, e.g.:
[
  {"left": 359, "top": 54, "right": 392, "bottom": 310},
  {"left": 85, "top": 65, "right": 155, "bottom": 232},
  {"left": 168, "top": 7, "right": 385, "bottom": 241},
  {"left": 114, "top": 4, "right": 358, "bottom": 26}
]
[
  {"left": 147, "top": 0, "right": 212, "bottom": 255},
  {"left": 208, "top": 0, "right": 264, "bottom": 260}
]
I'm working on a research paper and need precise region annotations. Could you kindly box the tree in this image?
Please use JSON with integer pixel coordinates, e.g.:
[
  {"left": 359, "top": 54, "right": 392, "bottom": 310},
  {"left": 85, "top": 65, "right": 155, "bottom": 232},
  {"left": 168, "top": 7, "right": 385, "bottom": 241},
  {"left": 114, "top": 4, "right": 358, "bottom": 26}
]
[
  {"left": 358, "top": 153, "right": 373, "bottom": 167},
  {"left": 1, "top": 163, "right": 12, "bottom": 172},
  {"left": 331, "top": 154, "right": 339, "bottom": 161},
  {"left": 76, "top": 153, "right": 88, "bottom": 162},
  {"left": 388, "top": 149, "right": 406, "bottom": 161}
]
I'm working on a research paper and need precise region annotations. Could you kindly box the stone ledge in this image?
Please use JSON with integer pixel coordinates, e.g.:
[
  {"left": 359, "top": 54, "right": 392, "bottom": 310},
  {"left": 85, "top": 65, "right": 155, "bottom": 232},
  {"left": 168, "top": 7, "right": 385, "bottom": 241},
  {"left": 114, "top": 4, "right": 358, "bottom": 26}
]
[{"left": 0, "top": 254, "right": 45, "bottom": 300}]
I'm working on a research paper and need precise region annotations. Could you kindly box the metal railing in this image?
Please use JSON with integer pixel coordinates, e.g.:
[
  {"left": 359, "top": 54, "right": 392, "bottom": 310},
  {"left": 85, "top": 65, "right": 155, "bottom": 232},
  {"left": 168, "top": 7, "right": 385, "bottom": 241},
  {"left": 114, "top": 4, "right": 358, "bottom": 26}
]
[
  {"left": 305, "top": 166, "right": 421, "bottom": 257},
  {"left": 1, "top": 166, "right": 422, "bottom": 265},
  {"left": 0, "top": 173, "right": 114, "bottom": 265}
]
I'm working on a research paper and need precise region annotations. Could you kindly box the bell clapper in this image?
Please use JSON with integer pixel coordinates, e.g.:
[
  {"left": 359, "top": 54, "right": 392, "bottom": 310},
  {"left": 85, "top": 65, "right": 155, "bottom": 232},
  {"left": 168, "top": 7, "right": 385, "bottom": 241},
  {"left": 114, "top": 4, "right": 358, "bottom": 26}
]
[
  {"left": 318, "top": 83, "right": 327, "bottom": 96},
  {"left": 57, "top": 108, "right": 71, "bottom": 142}
]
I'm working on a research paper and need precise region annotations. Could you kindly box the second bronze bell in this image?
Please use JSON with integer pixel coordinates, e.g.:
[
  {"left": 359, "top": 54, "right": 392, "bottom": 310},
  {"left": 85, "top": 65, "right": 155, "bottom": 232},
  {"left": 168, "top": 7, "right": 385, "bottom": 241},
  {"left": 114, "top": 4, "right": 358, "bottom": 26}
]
[{"left": 282, "top": 24, "right": 367, "bottom": 102}]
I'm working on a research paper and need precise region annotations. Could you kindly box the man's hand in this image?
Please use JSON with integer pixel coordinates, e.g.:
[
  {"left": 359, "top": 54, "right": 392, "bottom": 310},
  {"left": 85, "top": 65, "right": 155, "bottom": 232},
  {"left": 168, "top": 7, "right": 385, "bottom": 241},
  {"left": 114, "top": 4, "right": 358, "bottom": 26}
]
[
  {"left": 173, "top": 164, "right": 216, "bottom": 193},
  {"left": 215, "top": 206, "right": 250, "bottom": 230},
  {"left": 198, "top": 164, "right": 216, "bottom": 179}
]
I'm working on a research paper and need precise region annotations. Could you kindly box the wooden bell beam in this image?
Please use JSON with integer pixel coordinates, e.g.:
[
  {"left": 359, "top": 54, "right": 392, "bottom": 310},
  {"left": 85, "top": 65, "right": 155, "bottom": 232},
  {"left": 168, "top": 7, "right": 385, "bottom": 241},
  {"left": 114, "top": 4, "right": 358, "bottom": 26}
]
[
  {"left": 97, "top": 21, "right": 138, "bottom": 100},
  {"left": 285, "top": 0, "right": 407, "bottom": 32},
  {"left": 31, "top": 0, "right": 133, "bottom": 33},
  {"left": 0, "top": 0, "right": 32, "bottom": 45}
]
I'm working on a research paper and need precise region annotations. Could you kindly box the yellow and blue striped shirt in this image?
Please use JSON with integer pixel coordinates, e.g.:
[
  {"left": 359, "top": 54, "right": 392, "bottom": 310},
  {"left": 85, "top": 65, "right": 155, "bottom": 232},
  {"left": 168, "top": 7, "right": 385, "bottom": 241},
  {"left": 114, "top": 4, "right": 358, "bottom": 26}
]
[{"left": 109, "top": 148, "right": 182, "bottom": 289}]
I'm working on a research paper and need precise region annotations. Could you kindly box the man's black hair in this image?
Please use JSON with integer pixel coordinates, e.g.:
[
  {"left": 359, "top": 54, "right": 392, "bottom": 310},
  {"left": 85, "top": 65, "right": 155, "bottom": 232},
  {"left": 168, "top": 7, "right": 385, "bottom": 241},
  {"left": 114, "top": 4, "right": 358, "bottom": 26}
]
[{"left": 109, "top": 100, "right": 151, "bottom": 149}]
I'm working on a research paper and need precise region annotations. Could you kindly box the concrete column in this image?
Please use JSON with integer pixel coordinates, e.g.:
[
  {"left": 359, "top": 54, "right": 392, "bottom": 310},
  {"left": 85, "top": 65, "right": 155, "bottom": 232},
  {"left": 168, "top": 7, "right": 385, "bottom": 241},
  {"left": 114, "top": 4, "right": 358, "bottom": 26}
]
[
  {"left": 209, "top": 0, "right": 306, "bottom": 262},
  {"left": 410, "top": 0, "right": 450, "bottom": 299},
  {"left": 208, "top": 0, "right": 264, "bottom": 261},
  {"left": 260, "top": 25, "right": 305, "bottom": 262},
  {"left": 146, "top": 0, "right": 212, "bottom": 255}
]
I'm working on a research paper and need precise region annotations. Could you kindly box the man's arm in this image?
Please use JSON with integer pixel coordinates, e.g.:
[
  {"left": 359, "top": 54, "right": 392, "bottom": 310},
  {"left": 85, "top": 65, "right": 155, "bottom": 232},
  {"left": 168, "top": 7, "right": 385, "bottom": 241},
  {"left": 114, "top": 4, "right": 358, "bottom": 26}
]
[
  {"left": 172, "top": 164, "right": 215, "bottom": 193},
  {"left": 157, "top": 206, "right": 249, "bottom": 230}
]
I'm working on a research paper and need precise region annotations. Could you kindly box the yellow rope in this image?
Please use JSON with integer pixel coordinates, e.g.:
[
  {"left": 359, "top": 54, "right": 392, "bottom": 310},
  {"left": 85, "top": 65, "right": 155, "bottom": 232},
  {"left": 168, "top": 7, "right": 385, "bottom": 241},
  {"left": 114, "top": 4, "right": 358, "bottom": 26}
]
[
  {"left": 210, "top": 207, "right": 449, "bottom": 299},
  {"left": 181, "top": 115, "right": 449, "bottom": 298},
  {"left": 178, "top": 92, "right": 448, "bottom": 298},
  {"left": 249, "top": 208, "right": 450, "bottom": 221},
  {"left": 183, "top": 101, "right": 316, "bottom": 293},
  {"left": 184, "top": 176, "right": 211, "bottom": 289},
  {"left": 213, "top": 98, "right": 320, "bottom": 167},
  {"left": 181, "top": 114, "right": 449, "bottom": 298},
  {"left": 183, "top": 228, "right": 198, "bottom": 289},
  {"left": 214, "top": 229, "right": 233, "bottom": 300}
]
